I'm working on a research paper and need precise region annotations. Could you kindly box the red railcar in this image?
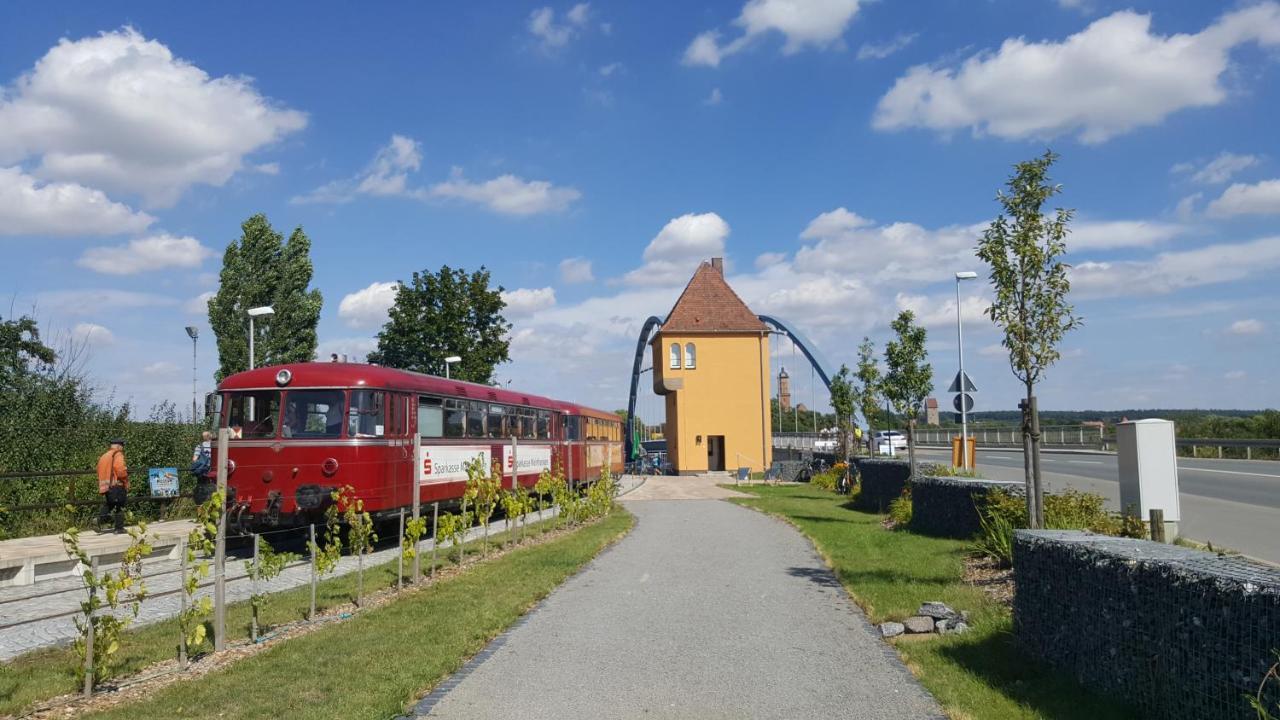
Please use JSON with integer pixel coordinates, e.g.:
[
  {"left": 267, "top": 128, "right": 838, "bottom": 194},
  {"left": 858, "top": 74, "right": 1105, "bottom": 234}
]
[{"left": 210, "top": 362, "right": 623, "bottom": 531}]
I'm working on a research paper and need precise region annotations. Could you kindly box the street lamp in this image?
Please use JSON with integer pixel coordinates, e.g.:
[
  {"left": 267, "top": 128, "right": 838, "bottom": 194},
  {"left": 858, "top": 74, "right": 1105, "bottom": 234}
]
[
  {"left": 247, "top": 306, "right": 274, "bottom": 371},
  {"left": 444, "top": 355, "right": 461, "bottom": 380},
  {"left": 184, "top": 326, "right": 199, "bottom": 422},
  {"left": 955, "top": 271, "right": 978, "bottom": 470}
]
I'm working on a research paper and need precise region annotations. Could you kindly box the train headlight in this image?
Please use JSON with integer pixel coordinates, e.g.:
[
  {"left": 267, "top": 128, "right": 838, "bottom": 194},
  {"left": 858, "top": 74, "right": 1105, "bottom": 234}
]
[
  {"left": 275, "top": 369, "right": 292, "bottom": 386},
  {"left": 322, "top": 457, "right": 339, "bottom": 476}
]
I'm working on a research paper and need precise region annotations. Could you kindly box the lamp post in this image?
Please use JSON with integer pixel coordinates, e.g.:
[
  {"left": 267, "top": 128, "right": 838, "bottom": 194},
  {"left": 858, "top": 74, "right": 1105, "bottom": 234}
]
[
  {"left": 444, "top": 355, "right": 461, "bottom": 380},
  {"left": 246, "top": 306, "right": 275, "bottom": 371},
  {"left": 955, "top": 271, "right": 978, "bottom": 470},
  {"left": 184, "top": 326, "right": 199, "bottom": 423}
]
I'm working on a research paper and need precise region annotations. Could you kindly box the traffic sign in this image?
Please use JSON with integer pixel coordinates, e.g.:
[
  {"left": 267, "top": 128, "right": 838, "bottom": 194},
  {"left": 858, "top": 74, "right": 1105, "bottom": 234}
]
[
  {"left": 948, "top": 371, "right": 977, "bottom": 393},
  {"left": 953, "top": 393, "right": 974, "bottom": 413}
]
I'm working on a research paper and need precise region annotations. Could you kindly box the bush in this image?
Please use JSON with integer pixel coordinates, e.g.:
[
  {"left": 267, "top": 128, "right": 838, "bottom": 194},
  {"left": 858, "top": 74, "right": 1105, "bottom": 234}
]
[
  {"left": 809, "top": 470, "right": 838, "bottom": 492},
  {"left": 921, "top": 462, "right": 983, "bottom": 479},
  {"left": 974, "top": 488, "right": 1143, "bottom": 566},
  {"left": 888, "top": 489, "right": 913, "bottom": 528}
]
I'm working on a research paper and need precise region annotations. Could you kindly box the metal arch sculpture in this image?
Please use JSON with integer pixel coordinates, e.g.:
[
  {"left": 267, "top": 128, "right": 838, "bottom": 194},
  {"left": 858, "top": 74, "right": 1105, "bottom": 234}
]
[
  {"left": 757, "top": 315, "right": 836, "bottom": 393},
  {"left": 624, "top": 315, "right": 665, "bottom": 462}
]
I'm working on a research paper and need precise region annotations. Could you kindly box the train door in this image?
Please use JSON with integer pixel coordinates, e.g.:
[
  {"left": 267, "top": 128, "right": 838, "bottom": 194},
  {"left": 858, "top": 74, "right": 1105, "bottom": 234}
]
[{"left": 388, "top": 393, "right": 412, "bottom": 507}]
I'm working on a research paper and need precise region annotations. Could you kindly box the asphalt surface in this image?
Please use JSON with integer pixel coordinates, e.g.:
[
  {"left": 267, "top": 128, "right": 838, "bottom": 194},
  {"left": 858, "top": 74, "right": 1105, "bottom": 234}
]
[
  {"left": 914, "top": 447, "right": 1280, "bottom": 563},
  {"left": 417, "top": 494, "right": 941, "bottom": 719}
]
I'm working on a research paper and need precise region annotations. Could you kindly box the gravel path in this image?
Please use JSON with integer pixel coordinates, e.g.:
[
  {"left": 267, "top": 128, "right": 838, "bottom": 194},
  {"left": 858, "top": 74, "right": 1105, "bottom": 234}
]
[{"left": 414, "top": 496, "right": 942, "bottom": 719}]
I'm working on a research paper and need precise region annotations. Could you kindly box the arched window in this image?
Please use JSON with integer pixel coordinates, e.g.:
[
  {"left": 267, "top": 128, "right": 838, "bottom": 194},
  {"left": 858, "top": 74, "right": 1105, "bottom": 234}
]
[
  {"left": 684, "top": 343, "right": 696, "bottom": 369},
  {"left": 669, "top": 343, "right": 681, "bottom": 369}
]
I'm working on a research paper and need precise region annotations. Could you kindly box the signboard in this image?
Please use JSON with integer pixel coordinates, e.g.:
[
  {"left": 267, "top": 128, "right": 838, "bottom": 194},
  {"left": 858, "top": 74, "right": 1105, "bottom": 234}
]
[
  {"left": 148, "top": 467, "right": 180, "bottom": 497},
  {"left": 587, "top": 444, "right": 605, "bottom": 468},
  {"left": 947, "top": 371, "right": 977, "bottom": 393},
  {"left": 504, "top": 445, "right": 552, "bottom": 476},
  {"left": 418, "top": 446, "right": 490, "bottom": 485},
  {"left": 953, "top": 393, "right": 974, "bottom": 413}
]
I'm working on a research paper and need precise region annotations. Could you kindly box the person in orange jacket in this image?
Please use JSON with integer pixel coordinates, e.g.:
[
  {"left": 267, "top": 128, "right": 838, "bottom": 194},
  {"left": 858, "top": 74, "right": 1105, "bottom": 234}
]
[{"left": 96, "top": 438, "right": 129, "bottom": 533}]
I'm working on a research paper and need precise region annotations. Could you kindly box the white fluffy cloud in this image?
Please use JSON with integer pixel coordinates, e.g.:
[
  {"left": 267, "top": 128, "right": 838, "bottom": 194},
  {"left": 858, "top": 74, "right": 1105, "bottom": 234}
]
[
  {"left": 0, "top": 167, "right": 154, "bottom": 236},
  {"left": 338, "top": 281, "right": 398, "bottom": 329},
  {"left": 1227, "top": 318, "right": 1264, "bottom": 335},
  {"left": 186, "top": 291, "right": 216, "bottom": 315},
  {"left": 857, "top": 33, "right": 917, "bottom": 61},
  {"left": 874, "top": 4, "right": 1280, "bottom": 143},
  {"left": 559, "top": 257, "right": 595, "bottom": 284},
  {"left": 1070, "top": 236, "right": 1280, "bottom": 297},
  {"left": 429, "top": 170, "right": 581, "bottom": 216},
  {"left": 794, "top": 207, "right": 983, "bottom": 284},
  {"left": 683, "top": 0, "right": 864, "bottom": 67},
  {"left": 0, "top": 27, "right": 306, "bottom": 207},
  {"left": 71, "top": 322, "right": 115, "bottom": 347},
  {"left": 1172, "top": 152, "right": 1260, "bottom": 185},
  {"left": 1068, "top": 220, "right": 1185, "bottom": 250},
  {"left": 77, "top": 234, "right": 213, "bottom": 275},
  {"left": 623, "top": 212, "right": 730, "bottom": 285},
  {"left": 894, "top": 291, "right": 990, "bottom": 329},
  {"left": 293, "top": 135, "right": 423, "bottom": 204},
  {"left": 502, "top": 287, "right": 557, "bottom": 317},
  {"left": 316, "top": 337, "right": 379, "bottom": 363},
  {"left": 1206, "top": 179, "right": 1280, "bottom": 217},
  {"left": 528, "top": 4, "right": 591, "bottom": 50}
]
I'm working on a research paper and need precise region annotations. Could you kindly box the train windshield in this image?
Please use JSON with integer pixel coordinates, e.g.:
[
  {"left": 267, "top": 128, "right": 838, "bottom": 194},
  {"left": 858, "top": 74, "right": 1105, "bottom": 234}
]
[
  {"left": 225, "top": 391, "right": 281, "bottom": 438},
  {"left": 282, "top": 390, "right": 344, "bottom": 439}
]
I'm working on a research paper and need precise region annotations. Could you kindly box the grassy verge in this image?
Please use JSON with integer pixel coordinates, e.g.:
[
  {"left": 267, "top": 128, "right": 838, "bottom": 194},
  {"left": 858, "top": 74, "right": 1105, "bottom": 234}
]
[
  {"left": 731, "top": 485, "right": 1136, "bottom": 720},
  {"left": 0, "top": 512, "right": 632, "bottom": 718}
]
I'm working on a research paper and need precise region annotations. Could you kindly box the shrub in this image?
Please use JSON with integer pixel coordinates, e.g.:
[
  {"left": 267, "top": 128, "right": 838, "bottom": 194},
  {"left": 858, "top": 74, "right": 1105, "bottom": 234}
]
[
  {"left": 974, "top": 488, "right": 1143, "bottom": 566},
  {"left": 888, "top": 488, "right": 913, "bottom": 528},
  {"left": 921, "top": 462, "right": 983, "bottom": 479},
  {"left": 810, "top": 470, "right": 838, "bottom": 492}
]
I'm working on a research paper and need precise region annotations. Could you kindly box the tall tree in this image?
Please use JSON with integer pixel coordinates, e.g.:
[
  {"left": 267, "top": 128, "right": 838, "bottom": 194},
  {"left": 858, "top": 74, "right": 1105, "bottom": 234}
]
[
  {"left": 976, "top": 151, "right": 1082, "bottom": 528},
  {"left": 853, "top": 337, "right": 882, "bottom": 454},
  {"left": 367, "top": 266, "right": 510, "bottom": 384},
  {"left": 882, "top": 311, "right": 932, "bottom": 479},
  {"left": 828, "top": 364, "right": 855, "bottom": 467},
  {"left": 208, "top": 214, "right": 323, "bottom": 381},
  {"left": 0, "top": 314, "right": 57, "bottom": 388}
]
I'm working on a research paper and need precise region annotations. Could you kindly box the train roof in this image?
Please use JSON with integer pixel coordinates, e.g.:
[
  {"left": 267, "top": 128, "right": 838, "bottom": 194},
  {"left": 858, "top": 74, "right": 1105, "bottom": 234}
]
[{"left": 218, "top": 362, "right": 618, "bottom": 420}]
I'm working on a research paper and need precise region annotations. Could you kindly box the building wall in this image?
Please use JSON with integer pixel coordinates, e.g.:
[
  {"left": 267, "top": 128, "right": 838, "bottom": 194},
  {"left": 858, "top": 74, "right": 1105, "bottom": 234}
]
[{"left": 653, "top": 333, "right": 773, "bottom": 473}]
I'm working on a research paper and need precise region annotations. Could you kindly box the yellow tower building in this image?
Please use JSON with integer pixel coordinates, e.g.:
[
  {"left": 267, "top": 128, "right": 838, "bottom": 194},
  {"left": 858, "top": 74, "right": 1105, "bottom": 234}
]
[{"left": 651, "top": 258, "right": 773, "bottom": 474}]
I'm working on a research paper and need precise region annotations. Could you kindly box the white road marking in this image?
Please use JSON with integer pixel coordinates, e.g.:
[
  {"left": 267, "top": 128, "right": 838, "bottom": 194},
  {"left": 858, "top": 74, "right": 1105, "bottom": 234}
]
[
  {"left": 1065, "top": 460, "right": 1103, "bottom": 465},
  {"left": 1186, "top": 467, "right": 1280, "bottom": 479},
  {"left": 986, "top": 455, "right": 1011, "bottom": 459}
]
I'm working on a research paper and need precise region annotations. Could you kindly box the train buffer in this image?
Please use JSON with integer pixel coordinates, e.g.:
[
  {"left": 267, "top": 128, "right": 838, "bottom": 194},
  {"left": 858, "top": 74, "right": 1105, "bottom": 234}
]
[{"left": 0, "top": 520, "right": 195, "bottom": 588}]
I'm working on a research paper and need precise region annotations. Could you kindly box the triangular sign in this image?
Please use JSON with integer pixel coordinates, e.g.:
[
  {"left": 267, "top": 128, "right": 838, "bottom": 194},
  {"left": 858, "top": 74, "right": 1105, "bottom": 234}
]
[{"left": 948, "top": 371, "right": 977, "bottom": 393}]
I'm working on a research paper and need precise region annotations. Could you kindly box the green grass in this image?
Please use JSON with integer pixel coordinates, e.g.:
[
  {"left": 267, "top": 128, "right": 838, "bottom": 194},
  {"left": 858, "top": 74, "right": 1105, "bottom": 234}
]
[
  {"left": 731, "top": 485, "right": 1137, "bottom": 720},
  {"left": 0, "top": 512, "right": 632, "bottom": 718}
]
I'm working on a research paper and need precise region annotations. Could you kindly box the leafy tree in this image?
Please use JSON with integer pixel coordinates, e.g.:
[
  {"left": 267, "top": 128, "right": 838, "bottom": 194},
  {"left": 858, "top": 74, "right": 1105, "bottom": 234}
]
[
  {"left": 208, "top": 214, "right": 323, "bottom": 381},
  {"left": 0, "top": 314, "right": 57, "bottom": 387},
  {"left": 854, "top": 337, "right": 882, "bottom": 452},
  {"left": 828, "top": 365, "right": 855, "bottom": 466},
  {"left": 368, "top": 266, "right": 510, "bottom": 384},
  {"left": 976, "top": 151, "right": 1082, "bottom": 528},
  {"left": 882, "top": 311, "right": 933, "bottom": 479}
]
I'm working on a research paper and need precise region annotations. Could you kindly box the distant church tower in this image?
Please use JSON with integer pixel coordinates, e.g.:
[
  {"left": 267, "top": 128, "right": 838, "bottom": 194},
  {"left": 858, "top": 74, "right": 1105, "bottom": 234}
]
[
  {"left": 652, "top": 258, "right": 773, "bottom": 474},
  {"left": 778, "top": 367, "right": 792, "bottom": 411}
]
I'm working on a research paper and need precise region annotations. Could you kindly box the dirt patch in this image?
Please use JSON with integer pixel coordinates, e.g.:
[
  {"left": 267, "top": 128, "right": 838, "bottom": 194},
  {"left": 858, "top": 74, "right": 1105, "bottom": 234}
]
[{"left": 963, "top": 554, "right": 1014, "bottom": 608}]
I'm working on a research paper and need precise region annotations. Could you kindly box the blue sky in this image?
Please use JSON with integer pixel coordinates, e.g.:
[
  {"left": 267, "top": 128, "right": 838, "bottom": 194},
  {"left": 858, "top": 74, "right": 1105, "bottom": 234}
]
[{"left": 1, "top": 0, "right": 1277, "bottom": 419}]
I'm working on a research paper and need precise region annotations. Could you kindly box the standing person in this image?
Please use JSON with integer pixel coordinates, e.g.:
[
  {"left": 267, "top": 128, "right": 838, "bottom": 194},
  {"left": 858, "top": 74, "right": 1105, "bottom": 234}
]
[{"left": 97, "top": 439, "right": 129, "bottom": 533}]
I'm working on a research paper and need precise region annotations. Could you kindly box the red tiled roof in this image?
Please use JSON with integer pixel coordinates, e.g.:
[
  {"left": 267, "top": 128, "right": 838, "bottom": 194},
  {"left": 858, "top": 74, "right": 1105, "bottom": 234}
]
[{"left": 659, "top": 261, "right": 766, "bottom": 333}]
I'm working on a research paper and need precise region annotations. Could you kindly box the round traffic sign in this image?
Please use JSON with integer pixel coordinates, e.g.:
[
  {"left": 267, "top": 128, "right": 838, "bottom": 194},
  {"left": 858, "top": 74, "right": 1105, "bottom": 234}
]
[{"left": 953, "top": 393, "right": 974, "bottom": 413}]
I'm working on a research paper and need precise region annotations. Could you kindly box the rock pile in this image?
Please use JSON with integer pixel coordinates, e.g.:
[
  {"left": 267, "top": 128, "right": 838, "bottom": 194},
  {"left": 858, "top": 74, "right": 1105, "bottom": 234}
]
[{"left": 878, "top": 601, "right": 970, "bottom": 638}]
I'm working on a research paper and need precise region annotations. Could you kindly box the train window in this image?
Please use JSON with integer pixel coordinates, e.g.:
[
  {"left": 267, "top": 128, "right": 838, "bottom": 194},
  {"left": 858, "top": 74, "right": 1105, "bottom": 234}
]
[
  {"left": 226, "top": 391, "right": 281, "bottom": 438},
  {"left": 349, "top": 390, "right": 386, "bottom": 438},
  {"left": 685, "top": 343, "right": 696, "bottom": 369},
  {"left": 521, "top": 409, "right": 537, "bottom": 439},
  {"left": 387, "top": 393, "right": 408, "bottom": 437},
  {"left": 443, "top": 399, "right": 465, "bottom": 438},
  {"left": 565, "top": 417, "right": 581, "bottom": 441},
  {"left": 281, "top": 390, "right": 344, "bottom": 439},
  {"left": 669, "top": 343, "right": 681, "bottom": 369},
  {"left": 536, "top": 411, "right": 549, "bottom": 439},
  {"left": 466, "top": 402, "right": 486, "bottom": 437},
  {"left": 418, "top": 397, "right": 443, "bottom": 438},
  {"left": 487, "top": 405, "right": 507, "bottom": 438}
]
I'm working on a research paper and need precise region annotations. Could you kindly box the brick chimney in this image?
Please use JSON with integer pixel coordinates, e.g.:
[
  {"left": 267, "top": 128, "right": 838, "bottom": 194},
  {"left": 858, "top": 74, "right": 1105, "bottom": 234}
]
[{"left": 710, "top": 257, "right": 723, "bottom": 274}]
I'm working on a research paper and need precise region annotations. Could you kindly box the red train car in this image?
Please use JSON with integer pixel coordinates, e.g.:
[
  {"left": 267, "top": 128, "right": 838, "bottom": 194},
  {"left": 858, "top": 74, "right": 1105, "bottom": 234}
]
[{"left": 210, "top": 362, "right": 623, "bottom": 531}]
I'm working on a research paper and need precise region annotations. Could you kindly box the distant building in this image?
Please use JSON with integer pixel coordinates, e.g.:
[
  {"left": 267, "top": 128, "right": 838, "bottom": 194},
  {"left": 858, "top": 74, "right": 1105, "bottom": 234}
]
[
  {"left": 925, "top": 397, "right": 940, "bottom": 426},
  {"left": 652, "top": 258, "right": 773, "bottom": 474},
  {"left": 778, "top": 367, "right": 792, "bottom": 411}
]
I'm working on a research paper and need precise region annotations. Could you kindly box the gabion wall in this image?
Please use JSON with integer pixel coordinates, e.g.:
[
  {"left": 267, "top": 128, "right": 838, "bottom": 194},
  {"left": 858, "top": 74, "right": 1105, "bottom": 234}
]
[
  {"left": 1013, "top": 530, "right": 1280, "bottom": 719},
  {"left": 910, "top": 476, "right": 1022, "bottom": 538},
  {"left": 852, "top": 458, "right": 910, "bottom": 511}
]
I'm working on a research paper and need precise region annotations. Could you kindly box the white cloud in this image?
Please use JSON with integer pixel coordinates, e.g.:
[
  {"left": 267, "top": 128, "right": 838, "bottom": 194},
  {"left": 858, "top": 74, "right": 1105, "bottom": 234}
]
[
  {"left": 683, "top": 0, "right": 864, "bottom": 67},
  {"left": 1173, "top": 152, "right": 1260, "bottom": 185},
  {"left": 1175, "top": 193, "right": 1202, "bottom": 221},
  {"left": 338, "top": 281, "right": 398, "bottom": 329},
  {"left": 77, "top": 234, "right": 213, "bottom": 275},
  {"left": 143, "top": 361, "right": 178, "bottom": 375},
  {"left": 979, "top": 343, "right": 1006, "bottom": 357},
  {"left": 186, "top": 291, "right": 216, "bottom": 315},
  {"left": 857, "top": 33, "right": 917, "bottom": 61},
  {"left": 893, "top": 291, "right": 990, "bottom": 329},
  {"left": 0, "top": 166, "right": 154, "bottom": 236},
  {"left": 623, "top": 212, "right": 730, "bottom": 285},
  {"left": 429, "top": 170, "right": 581, "bottom": 216},
  {"left": 755, "top": 251, "right": 786, "bottom": 270},
  {"left": 794, "top": 208, "right": 984, "bottom": 284},
  {"left": 873, "top": 4, "right": 1280, "bottom": 143},
  {"left": 1206, "top": 179, "right": 1280, "bottom": 217},
  {"left": 1070, "top": 236, "right": 1280, "bottom": 297},
  {"left": 559, "top": 257, "right": 595, "bottom": 284},
  {"left": 316, "top": 337, "right": 378, "bottom": 363},
  {"left": 39, "top": 289, "right": 175, "bottom": 316},
  {"left": 528, "top": 4, "right": 591, "bottom": 50},
  {"left": 1225, "top": 370, "right": 1247, "bottom": 381},
  {"left": 599, "top": 62, "right": 622, "bottom": 76},
  {"left": 1068, "top": 220, "right": 1185, "bottom": 250},
  {"left": 0, "top": 27, "right": 306, "bottom": 207},
  {"left": 292, "top": 135, "right": 422, "bottom": 204},
  {"left": 253, "top": 162, "right": 280, "bottom": 176},
  {"left": 704, "top": 87, "right": 723, "bottom": 106},
  {"left": 502, "top": 287, "right": 557, "bottom": 317},
  {"left": 1227, "top": 318, "right": 1264, "bottom": 335},
  {"left": 71, "top": 322, "right": 114, "bottom": 347}
]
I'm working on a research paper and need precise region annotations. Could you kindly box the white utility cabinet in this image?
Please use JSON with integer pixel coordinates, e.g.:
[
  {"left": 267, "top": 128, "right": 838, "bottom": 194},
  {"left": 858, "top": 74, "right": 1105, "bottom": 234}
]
[{"left": 1116, "top": 419, "right": 1180, "bottom": 538}]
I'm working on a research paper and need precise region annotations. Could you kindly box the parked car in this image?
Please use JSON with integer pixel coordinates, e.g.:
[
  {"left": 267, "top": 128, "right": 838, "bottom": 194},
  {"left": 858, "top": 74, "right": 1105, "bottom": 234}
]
[{"left": 873, "top": 431, "right": 908, "bottom": 453}]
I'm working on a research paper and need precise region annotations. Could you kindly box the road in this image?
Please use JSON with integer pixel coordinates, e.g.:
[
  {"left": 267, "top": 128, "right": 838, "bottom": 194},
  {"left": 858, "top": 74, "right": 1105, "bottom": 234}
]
[{"left": 913, "top": 446, "right": 1280, "bottom": 564}]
